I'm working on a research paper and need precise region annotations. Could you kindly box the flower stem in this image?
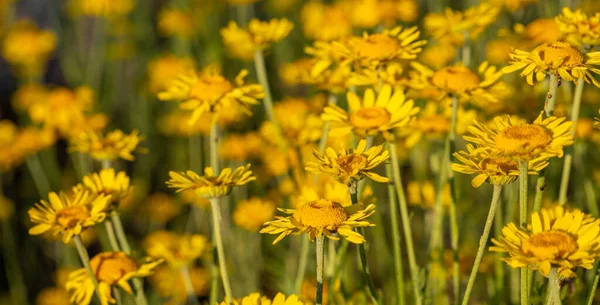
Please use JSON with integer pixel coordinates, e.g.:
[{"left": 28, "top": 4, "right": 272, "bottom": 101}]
[
  {"left": 110, "top": 213, "right": 132, "bottom": 254},
  {"left": 385, "top": 162, "right": 406, "bottom": 305},
  {"left": 210, "top": 123, "right": 220, "bottom": 172},
  {"left": 532, "top": 173, "right": 546, "bottom": 213},
  {"left": 389, "top": 139, "right": 423, "bottom": 305},
  {"left": 181, "top": 266, "right": 199, "bottom": 305},
  {"left": 26, "top": 155, "right": 52, "bottom": 198},
  {"left": 104, "top": 219, "right": 121, "bottom": 251},
  {"left": 210, "top": 197, "right": 233, "bottom": 303},
  {"left": 74, "top": 235, "right": 100, "bottom": 299},
  {"left": 461, "top": 184, "right": 503, "bottom": 305},
  {"left": 518, "top": 160, "right": 529, "bottom": 305},
  {"left": 544, "top": 73, "right": 559, "bottom": 117},
  {"left": 294, "top": 238, "right": 310, "bottom": 294},
  {"left": 2, "top": 218, "right": 28, "bottom": 305},
  {"left": 585, "top": 263, "right": 600, "bottom": 305},
  {"left": 558, "top": 78, "right": 584, "bottom": 205},
  {"left": 316, "top": 236, "right": 325, "bottom": 305},
  {"left": 545, "top": 268, "right": 562, "bottom": 305},
  {"left": 318, "top": 94, "right": 337, "bottom": 155},
  {"left": 254, "top": 50, "right": 277, "bottom": 125}
]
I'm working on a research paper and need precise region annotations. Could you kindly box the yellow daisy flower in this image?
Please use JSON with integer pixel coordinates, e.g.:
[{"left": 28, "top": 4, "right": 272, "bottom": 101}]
[
  {"left": 158, "top": 8, "right": 195, "bottom": 39},
  {"left": 75, "top": 168, "right": 131, "bottom": 207},
  {"left": 143, "top": 193, "right": 182, "bottom": 224},
  {"left": 463, "top": 112, "right": 574, "bottom": 161},
  {"left": 28, "top": 190, "right": 111, "bottom": 243},
  {"left": 516, "top": 18, "right": 562, "bottom": 46},
  {"left": 556, "top": 8, "right": 600, "bottom": 48},
  {"left": 166, "top": 164, "right": 256, "bottom": 198},
  {"left": 220, "top": 18, "right": 294, "bottom": 60},
  {"left": 261, "top": 198, "right": 375, "bottom": 244},
  {"left": 66, "top": 252, "right": 162, "bottom": 305},
  {"left": 491, "top": 206, "right": 600, "bottom": 278},
  {"left": 452, "top": 144, "right": 549, "bottom": 187},
  {"left": 147, "top": 55, "right": 196, "bottom": 94},
  {"left": 305, "top": 139, "right": 389, "bottom": 184},
  {"left": 151, "top": 266, "right": 210, "bottom": 305},
  {"left": 233, "top": 197, "right": 277, "bottom": 232},
  {"left": 69, "top": 129, "right": 146, "bottom": 161},
  {"left": 423, "top": 3, "right": 500, "bottom": 46},
  {"left": 300, "top": 2, "right": 352, "bottom": 41},
  {"left": 1, "top": 20, "right": 56, "bottom": 78},
  {"left": 70, "top": 0, "right": 135, "bottom": 17},
  {"left": 143, "top": 231, "right": 209, "bottom": 268},
  {"left": 158, "top": 66, "right": 264, "bottom": 124},
  {"left": 322, "top": 84, "right": 419, "bottom": 140},
  {"left": 273, "top": 98, "right": 323, "bottom": 146},
  {"left": 219, "top": 292, "right": 304, "bottom": 305},
  {"left": 501, "top": 41, "right": 600, "bottom": 86}
]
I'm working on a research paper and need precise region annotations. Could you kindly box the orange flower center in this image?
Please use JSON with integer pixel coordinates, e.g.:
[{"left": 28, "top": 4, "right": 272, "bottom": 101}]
[
  {"left": 431, "top": 66, "right": 481, "bottom": 93},
  {"left": 494, "top": 124, "right": 552, "bottom": 156},
  {"left": 55, "top": 205, "right": 91, "bottom": 228},
  {"left": 90, "top": 252, "right": 138, "bottom": 284},
  {"left": 522, "top": 231, "right": 578, "bottom": 260},
  {"left": 336, "top": 154, "right": 368, "bottom": 174},
  {"left": 293, "top": 199, "right": 348, "bottom": 228},
  {"left": 535, "top": 41, "right": 584, "bottom": 68},
  {"left": 190, "top": 76, "right": 233, "bottom": 101},
  {"left": 355, "top": 34, "right": 400, "bottom": 60},
  {"left": 349, "top": 107, "right": 391, "bottom": 129}
]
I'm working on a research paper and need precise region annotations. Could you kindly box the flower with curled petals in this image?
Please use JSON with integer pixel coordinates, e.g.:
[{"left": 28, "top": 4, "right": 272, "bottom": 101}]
[{"left": 166, "top": 164, "right": 256, "bottom": 199}]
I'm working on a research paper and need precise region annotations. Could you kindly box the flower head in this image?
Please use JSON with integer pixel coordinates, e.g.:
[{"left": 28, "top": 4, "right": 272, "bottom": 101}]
[
  {"left": 322, "top": 85, "right": 419, "bottom": 140},
  {"left": 261, "top": 198, "right": 375, "bottom": 244},
  {"left": 233, "top": 198, "right": 277, "bottom": 232},
  {"left": 300, "top": 2, "right": 352, "bottom": 41},
  {"left": 143, "top": 193, "right": 182, "bottom": 224},
  {"left": 221, "top": 18, "right": 294, "bottom": 60},
  {"left": 75, "top": 168, "right": 131, "bottom": 208},
  {"left": 424, "top": 3, "right": 500, "bottom": 46},
  {"left": 556, "top": 8, "right": 600, "bottom": 48},
  {"left": 219, "top": 293, "right": 304, "bottom": 305},
  {"left": 520, "top": 18, "right": 562, "bottom": 45},
  {"left": 158, "top": 8, "right": 195, "bottom": 39},
  {"left": 2, "top": 20, "right": 56, "bottom": 78},
  {"left": 147, "top": 55, "right": 196, "bottom": 94},
  {"left": 151, "top": 266, "right": 210, "bottom": 305},
  {"left": 143, "top": 231, "right": 208, "bottom": 268},
  {"left": 28, "top": 190, "right": 111, "bottom": 243},
  {"left": 66, "top": 252, "right": 162, "bottom": 305},
  {"left": 69, "top": 129, "right": 146, "bottom": 161},
  {"left": 491, "top": 206, "right": 600, "bottom": 278},
  {"left": 166, "top": 164, "right": 256, "bottom": 199}
]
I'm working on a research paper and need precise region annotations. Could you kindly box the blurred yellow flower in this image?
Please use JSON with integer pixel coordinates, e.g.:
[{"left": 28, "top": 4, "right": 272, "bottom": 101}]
[
  {"left": 221, "top": 18, "right": 294, "bottom": 60},
  {"left": 291, "top": 176, "right": 376, "bottom": 209},
  {"left": 166, "top": 164, "right": 256, "bottom": 198},
  {"left": 158, "top": 66, "right": 264, "bottom": 124},
  {"left": 28, "top": 191, "right": 111, "bottom": 243},
  {"left": 274, "top": 98, "right": 323, "bottom": 146},
  {"left": 300, "top": 2, "right": 352, "bottom": 41},
  {"left": 69, "top": 129, "right": 146, "bottom": 161},
  {"left": 377, "top": 0, "right": 419, "bottom": 25},
  {"left": 407, "top": 180, "right": 450, "bottom": 209},
  {"left": 491, "top": 206, "right": 600, "bottom": 278},
  {"left": 158, "top": 8, "right": 195, "bottom": 39},
  {"left": 11, "top": 83, "right": 49, "bottom": 113},
  {"left": 344, "top": 0, "right": 381, "bottom": 29},
  {"left": 486, "top": 39, "right": 515, "bottom": 65},
  {"left": 144, "top": 231, "right": 208, "bottom": 268},
  {"left": 556, "top": 8, "right": 600, "bottom": 48},
  {"left": 0, "top": 195, "right": 14, "bottom": 220},
  {"left": 518, "top": 18, "right": 561, "bottom": 46},
  {"left": 2, "top": 20, "right": 56, "bottom": 78},
  {"left": 147, "top": 55, "right": 196, "bottom": 94},
  {"left": 151, "top": 266, "right": 210, "bottom": 305},
  {"left": 143, "top": 193, "right": 182, "bottom": 224},
  {"left": 261, "top": 198, "right": 375, "bottom": 244},
  {"left": 490, "top": 0, "right": 538, "bottom": 11},
  {"left": 233, "top": 197, "right": 277, "bottom": 232},
  {"left": 280, "top": 58, "right": 315, "bottom": 86},
  {"left": 179, "top": 190, "right": 211, "bottom": 209},
  {"left": 219, "top": 132, "right": 264, "bottom": 161},
  {"left": 424, "top": 3, "right": 500, "bottom": 46},
  {"left": 75, "top": 168, "right": 131, "bottom": 208},
  {"left": 418, "top": 43, "right": 456, "bottom": 70},
  {"left": 71, "top": 0, "right": 135, "bottom": 17},
  {"left": 36, "top": 287, "right": 71, "bottom": 305},
  {"left": 66, "top": 252, "right": 162, "bottom": 305},
  {"left": 219, "top": 293, "right": 304, "bottom": 305}
]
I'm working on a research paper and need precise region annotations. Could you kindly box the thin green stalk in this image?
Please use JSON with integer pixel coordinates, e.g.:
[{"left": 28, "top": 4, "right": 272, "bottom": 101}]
[
  {"left": 294, "top": 238, "right": 310, "bottom": 294},
  {"left": 494, "top": 196, "right": 505, "bottom": 300},
  {"left": 316, "top": 236, "right": 325, "bottom": 305},
  {"left": 519, "top": 161, "right": 529, "bottom": 305},
  {"left": 26, "top": 155, "right": 52, "bottom": 198},
  {"left": 545, "top": 269, "right": 562, "bottom": 305},
  {"left": 74, "top": 235, "right": 100, "bottom": 300},
  {"left": 558, "top": 78, "right": 584, "bottom": 205},
  {"left": 544, "top": 74, "right": 560, "bottom": 117},
  {"left": 332, "top": 239, "right": 350, "bottom": 292},
  {"left": 181, "top": 266, "right": 199, "bottom": 305},
  {"left": 461, "top": 33, "right": 471, "bottom": 67},
  {"left": 2, "top": 219, "right": 28, "bottom": 305},
  {"left": 254, "top": 50, "right": 277, "bottom": 125},
  {"left": 461, "top": 185, "right": 503, "bottom": 305},
  {"left": 110, "top": 213, "right": 132, "bottom": 254},
  {"left": 585, "top": 264, "right": 600, "bottom": 305},
  {"left": 209, "top": 261, "right": 219, "bottom": 305},
  {"left": 584, "top": 178, "right": 599, "bottom": 217},
  {"left": 210, "top": 197, "right": 233, "bottom": 303},
  {"left": 318, "top": 94, "right": 337, "bottom": 155},
  {"left": 102, "top": 159, "right": 112, "bottom": 169},
  {"left": 385, "top": 162, "right": 405, "bottom": 305},
  {"left": 532, "top": 173, "right": 546, "bottom": 213},
  {"left": 389, "top": 139, "right": 423, "bottom": 305},
  {"left": 104, "top": 220, "right": 121, "bottom": 251},
  {"left": 326, "top": 239, "right": 336, "bottom": 304},
  {"left": 85, "top": 17, "right": 106, "bottom": 92},
  {"left": 210, "top": 123, "right": 220, "bottom": 172}
]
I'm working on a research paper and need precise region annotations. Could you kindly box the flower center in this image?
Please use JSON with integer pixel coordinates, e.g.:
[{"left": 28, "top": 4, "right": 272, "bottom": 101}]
[
  {"left": 355, "top": 34, "right": 400, "bottom": 60},
  {"left": 535, "top": 41, "right": 584, "bottom": 68},
  {"left": 494, "top": 124, "right": 553, "bottom": 155},
  {"left": 293, "top": 199, "right": 349, "bottom": 228},
  {"left": 522, "top": 231, "right": 579, "bottom": 260},
  {"left": 481, "top": 157, "right": 519, "bottom": 173},
  {"left": 90, "top": 252, "right": 138, "bottom": 284},
  {"left": 349, "top": 107, "right": 391, "bottom": 129},
  {"left": 431, "top": 66, "right": 481, "bottom": 93},
  {"left": 190, "top": 76, "right": 233, "bottom": 101},
  {"left": 336, "top": 154, "right": 368, "bottom": 174},
  {"left": 55, "top": 205, "right": 91, "bottom": 228}
]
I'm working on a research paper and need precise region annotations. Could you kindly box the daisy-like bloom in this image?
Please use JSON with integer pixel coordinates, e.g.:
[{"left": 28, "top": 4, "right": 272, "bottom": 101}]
[
  {"left": 423, "top": 3, "right": 500, "bottom": 46},
  {"left": 166, "top": 164, "right": 256, "bottom": 199},
  {"left": 322, "top": 85, "right": 419, "bottom": 140},
  {"left": 305, "top": 139, "right": 389, "bottom": 184},
  {"left": 219, "top": 132, "right": 264, "bottom": 162},
  {"left": 556, "top": 8, "right": 600, "bottom": 49},
  {"left": 491, "top": 206, "right": 600, "bottom": 278},
  {"left": 147, "top": 55, "right": 195, "bottom": 94},
  {"left": 219, "top": 292, "right": 304, "bottom": 305},
  {"left": 300, "top": 2, "right": 352, "bottom": 41},
  {"left": 28, "top": 190, "right": 111, "bottom": 243},
  {"left": 70, "top": 0, "right": 135, "bottom": 17},
  {"left": 220, "top": 18, "right": 294, "bottom": 60},
  {"left": 502, "top": 41, "right": 600, "bottom": 86},
  {"left": 463, "top": 112, "right": 574, "bottom": 161},
  {"left": 143, "top": 231, "right": 208, "bottom": 268},
  {"left": 68, "top": 129, "right": 146, "bottom": 161},
  {"left": 151, "top": 266, "right": 209, "bottom": 305},
  {"left": 158, "top": 8, "right": 195, "bottom": 39},
  {"left": 273, "top": 98, "right": 323, "bottom": 146},
  {"left": 143, "top": 193, "right": 182, "bottom": 224},
  {"left": 1, "top": 20, "right": 56, "bottom": 78},
  {"left": 233, "top": 198, "right": 277, "bottom": 232},
  {"left": 260, "top": 198, "right": 375, "bottom": 244},
  {"left": 66, "top": 252, "right": 162, "bottom": 305},
  {"left": 158, "top": 66, "right": 264, "bottom": 124},
  {"left": 452, "top": 144, "right": 549, "bottom": 187},
  {"left": 75, "top": 168, "right": 131, "bottom": 208}
]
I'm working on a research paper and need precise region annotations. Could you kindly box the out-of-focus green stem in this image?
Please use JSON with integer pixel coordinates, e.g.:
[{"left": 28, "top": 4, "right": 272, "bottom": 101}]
[
  {"left": 110, "top": 213, "right": 132, "bottom": 254},
  {"left": 544, "top": 74, "right": 559, "bottom": 117},
  {"left": 104, "top": 220, "right": 121, "bottom": 251},
  {"left": 181, "top": 266, "right": 199, "bottom": 305},
  {"left": 2, "top": 218, "right": 28, "bottom": 305},
  {"left": 545, "top": 269, "right": 562, "bottom": 305},
  {"left": 294, "top": 238, "right": 310, "bottom": 294},
  {"left": 210, "top": 197, "right": 233, "bottom": 303},
  {"left": 494, "top": 195, "right": 505, "bottom": 300},
  {"left": 385, "top": 162, "right": 405, "bottom": 305},
  {"left": 532, "top": 173, "right": 546, "bottom": 213},
  {"left": 585, "top": 263, "right": 600, "bottom": 305},
  {"left": 558, "top": 78, "right": 584, "bottom": 205},
  {"left": 318, "top": 94, "right": 337, "bottom": 155},
  {"left": 254, "top": 50, "right": 277, "bottom": 125},
  {"left": 519, "top": 161, "right": 529, "bottom": 305},
  {"left": 316, "top": 236, "right": 325, "bottom": 305},
  {"left": 26, "top": 155, "right": 52, "bottom": 198},
  {"left": 74, "top": 235, "right": 101, "bottom": 301}
]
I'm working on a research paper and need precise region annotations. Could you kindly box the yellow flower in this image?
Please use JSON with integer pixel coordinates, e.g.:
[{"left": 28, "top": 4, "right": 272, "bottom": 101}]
[
  {"left": 144, "top": 193, "right": 182, "bottom": 224},
  {"left": 519, "top": 18, "right": 562, "bottom": 45},
  {"left": 418, "top": 43, "right": 456, "bottom": 70},
  {"left": 322, "top": 84, "right": 419, "bottom": 139},
  {"left": 158, "top": 66, "right": 264, "bottom": 124},
  {"left": 0, "top": 195, "right": 14, "bottom": 220},
  {"left": 2, "top": 20, "right": 56, "bottom": 78},
  {"left": 166, "top": 164, "right": 256, "bottom": 198},
  {"left": 69, "top": 129, "right": 146, "bottom": 161},
  {"left": 147, "top": 55, "right": 196, "bottom": 94},
  {"left": 376, "top": 0, "right": 419, "bottom": 25},
  {"left": 463, "top": 112, "right": 574, "bottom": 161},
  {"left": 261, "top": 198, "right": 375, "bottom": 244},
  {"left": 36, "top": 287, "right": 71, "bottom": 305},
  {"left": 502, "top": 41, "right": 600, "bottom": 86},
  {"left": 452, "top": 144, "right": 549, "bottom": 187},
  {"left": 490, "top": 0, "right": 538, "bottom": 11},
  {"left": 75, "top": 168, "right": 131, "bottom": 207},
  {"left": 424, "top": 3, "right": 500, "bottom": 46},
  {"left": 0, "top": 120, "right": 23, "bottom": 172},
  {"left": 306, "top": 139, "right": 389, "bottom": 184},
  {"left": 179, "top": 190, "right": 211, "bottom": 209},
  {"left": 486, "top": 38, "right": 515, "bottom": 65},
  {"left": 280, "top": 58, "right": 315, "bottom": 86},
  {"left": 151, "top": 266, "right": 210, "bottom": 305},
  {"left": 28, "top": 190, "right": 111, "bottom": 243},
  {"left": 407, "top": 180, "right": 450, "bottom": 209},
  {"left": 219, "top": 293, "right": 304, "bottom": 305},
  {"left": 221, "top": 18, "right": 294, "bottom": 60},
  {"left": 70, "top": 0, "right": 135, "bottom": 17},
  {"left": 12, "top": 126, "right": 57, "bottom": 158},
  {"left": 344, "top": 0, "right": 381, "bottom": 29},
  {"left": 300, "top": 2, "right": 352, "bottom": 41},
  {"left": 66, "top": 252, "right": 162, "bottom": 305},
  {"left": 143, "top": 231, "right": 208, "bottom": 268},
  {"left": 219, "top": 132, "right": 264, "bottom": 162},
  {"left": 273, "top": 98, "right": 323, "bottom": 146},
  {"left": 158, "top": 8, "right": 195, "bottom": 39},
  {"left": 11, "top": 83, "right": 49, "bottom": 113},
  {"left": 491, "top": 206, "right": 600, "bottom": 278},
  {"left": 233, "top": 197, "right": 277, "bottom": 232},
  {"left": 556, "top": 8, "right": 600, "bottom": 48}
]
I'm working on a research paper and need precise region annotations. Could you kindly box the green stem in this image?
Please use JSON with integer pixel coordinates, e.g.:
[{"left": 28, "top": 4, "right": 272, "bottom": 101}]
[
  {"left": 532, "top": 172, "right": 546, "bottom": 213},
  {"left": 585, "top": 264, "right": 600, "bottom": 305},
  {"left": 104, "top": 220, "right": 121, "bottom": 251},
  {"left": 210, "top": 198, "right": 233, "bottom": 303},
  {"left": 210, "top": 123, "right": 220, "bottom": 172},
  {"left": 101, "top": 159, "right": 112, "bottom": 169},
  {"left": 2, "top": 219, "right": 28, "bottom": 305},
  {"left": 208, "top": 121, "right": 223, "bottom": 303},
  {"left": 74, "top": 235, "right": 100, "bottom": 300},
  {"left": 110, "top": 213, "right": 132, "bottom": 254},
  {"left": 389, "top": 139, "right": 423, "bottom": 305},
  {"left": 294, "top": 238, "right": 310, "bottom": 294},
  {"left": 519, "top": 160, "right": 529, "bottom": 305},
  {"left": 461, "top": 185, "right": 503, "bottom": 305},
  {"left": 254, "top": 50, "right": 277, "bottom": 126},
  {"left": 545, "top": 269, "right": 562, "bottom": 305},
  {"left": 318, "top": 94, "right": 337, "bottom": 155},
  {"left": 316, "top": 236, "right": 325, "bottom": 305},
  {"left": 385, "top": 162, "right": 406, "bottom": 305},
  {"left": 181, "top": 266, "right": 199, "bottom": 305},
  {"left": 494, "top": 196, "right": 505, "bottom": 300},
  {"left": 26, "top": 155, "right": 52, "bottom": 198},
  {"left": 544, "top": 73, "right": 559, "bottom": 117},
  {"left": 558, "top": 78, "right": 584, "bottom": 206},
  {"left": 325, "top": 239, "right": 336, "bottom": 304},
  {"left": 584, "top": 178, "right": 599, "bottom": 217}
]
